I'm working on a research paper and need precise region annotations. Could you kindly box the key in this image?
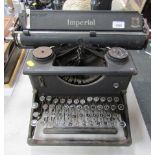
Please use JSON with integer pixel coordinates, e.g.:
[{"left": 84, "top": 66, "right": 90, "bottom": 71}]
[
  {"left": 97, "top": 105, "right": 103, "bottom": 110},
  {"left": 91, "top": 105, "right": 96, "bottom": 110},
  {"left": 104, "top": 104, "right": 110, "bottom": 110},
  {"left": 106, "top": 112, "right": 111, "bottom": 118},
  {"left": 87, "top": 97, "right": 93, "bottom": 102},
  {"left": 42, "top": 104, "right": 48, "bottom": 111},
  {"left": 32, "top": 102, "right": 39, "bottom": 109},
  {"left": 53, "top": 98, "right": 59, "bottom": 104},
  {"left": 32, "top": 112, "right": 40, "bottom": 118},
  {"left": 118, "top": 104, "right": 124, "bottom": 110},
  {"left": 94, "top": 97, "right": 99, "bottom": 102},
  {"left": 107, "top": 97, "right": 112, "bottom": 102},
  {"left": 74, "top": 99, "right": 79, "bottom": 104},
  {"left": 39, "top": 96, "right": 45, "bottom": 102},
  {"left": 119, "top": 121, "right": 126, "bottom": 128},
  {"left": 84, "top": 105, "right": 89, "bottom": 111},
  {"left": 60, "top": 98, "right": 66, "bottom": 104},
  {"left": 100, "top": 97, "right": 106, "bottom": 102},
  {"left": 67, "top": 98, "right": 72, "bottom": 105},
  {"left": 114, "top": 97, "right": 119, "bottom": 102},
  {"left": 111, "top": 105, "right": 116, "bottom": 111},
  {"left": 31, "top": 119, "right": 38, "bottom": 127},
  {"left": 80, "top": 99, "right": 86, "bottom": 105},
  {"left": 77, "top": 105, "right": 82, "bottom": 110},
  {"left": 46, "top": 96, "right": 52, "bottom": 102}
]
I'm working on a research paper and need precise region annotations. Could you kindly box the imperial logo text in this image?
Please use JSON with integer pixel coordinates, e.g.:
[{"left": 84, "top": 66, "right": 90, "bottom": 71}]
[{"left": 67, "top": 19, "right": 96, "bottom": 27}]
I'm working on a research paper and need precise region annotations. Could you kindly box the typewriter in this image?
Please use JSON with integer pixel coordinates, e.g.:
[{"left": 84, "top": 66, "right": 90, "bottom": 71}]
[{"left": 8, "top": 0, "right": 149, "bottom": 146}]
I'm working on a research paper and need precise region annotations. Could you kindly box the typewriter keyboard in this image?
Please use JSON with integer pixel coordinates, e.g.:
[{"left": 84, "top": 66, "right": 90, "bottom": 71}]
[{"left": 31, "top": 95, "right": 127, "bottom": 135}]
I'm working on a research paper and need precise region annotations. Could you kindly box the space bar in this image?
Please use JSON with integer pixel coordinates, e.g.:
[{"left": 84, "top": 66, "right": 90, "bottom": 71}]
[{"left": 43, "top": 127, "right": 117, "bottom": 134}]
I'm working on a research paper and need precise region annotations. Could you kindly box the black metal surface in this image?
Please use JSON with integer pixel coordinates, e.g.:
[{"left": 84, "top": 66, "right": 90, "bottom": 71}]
[
  {"left": 29, "top": 75, "right": 131, "bottom": 96},
  {"left": 23, "top": 47, "right": 136, "bottom": 96},
  {"left": 21, "top": 10, "right": 143, "bottom": 31},
  {"left": 53, "top": 45, "right": 106, "bottom": 66},
  {"left": 23, "top": 49, "right": 137, "bottom": 75},
  {"left": 19, "top": 31, "right": 147, "bottom": 49},
  {"left": 16, "top": 10, "right": 148, "bottom": 49}
]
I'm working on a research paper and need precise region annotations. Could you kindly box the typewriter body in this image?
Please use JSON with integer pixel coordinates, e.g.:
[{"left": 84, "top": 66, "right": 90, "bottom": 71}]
[{"left": 10, "top": 0, "right": 149, "bottom": 146}]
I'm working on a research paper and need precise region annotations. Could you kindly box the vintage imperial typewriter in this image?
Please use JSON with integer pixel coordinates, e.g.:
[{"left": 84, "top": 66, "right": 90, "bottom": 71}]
[{"left": 8, "top": 0, "right": 149, "bottom": 146}]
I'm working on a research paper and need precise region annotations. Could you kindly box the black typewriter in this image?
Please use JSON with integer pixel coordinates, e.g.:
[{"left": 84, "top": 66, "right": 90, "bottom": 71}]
[{"left": 9, "top": 1, "right": 149, "bottom": 146}]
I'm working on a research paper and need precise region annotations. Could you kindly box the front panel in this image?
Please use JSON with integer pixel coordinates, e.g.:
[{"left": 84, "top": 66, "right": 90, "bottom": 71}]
[{"left": 29, "top": 75, "right": 131, "bottom": 96}]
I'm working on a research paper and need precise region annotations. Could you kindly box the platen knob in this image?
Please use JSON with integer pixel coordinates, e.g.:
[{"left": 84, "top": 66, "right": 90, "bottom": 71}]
[
  {"left": 107, "top": 47, "right": 128, "bottom": 63},
  {"left": 33, "top": 46, "right": 54, "bottom": 62}
]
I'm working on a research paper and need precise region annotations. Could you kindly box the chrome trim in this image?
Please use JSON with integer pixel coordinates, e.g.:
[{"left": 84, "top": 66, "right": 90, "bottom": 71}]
[
  {"left": 4, "top": 36, "right": 14, "bottom": 41},
  {"left": 14, "top": 31, "right": 146, "bottom": 36},
  {"left": 17, "top": 33, "right": 22, "bottom": 46}
]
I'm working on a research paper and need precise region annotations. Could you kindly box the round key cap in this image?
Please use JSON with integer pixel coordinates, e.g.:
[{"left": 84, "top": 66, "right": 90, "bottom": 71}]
[
  {"left": 87, "top": 97, "right": 93, "bottom": 102},
  {"left": 97, "top": 105, "right": 103, "bottom": 110},
  {"left": 100, "top": 97, "right": 106, "bottom": 102},
  {"left": 39, "top": 96, "right": 45, "bottom": 102},
  {"left": 91, "top": 105, "right": 96, "bottom": 110},
  {"left": 46, "top": 96, "right": 52, "bottom": 102},
  {"left": 118, "top": 104, "right": 124, "bottom": 110},
  {"left": 77, "top": 105, "right": 82, "bottom": 110},
  {"left": 67, "top": 99, "right": 72, "bottom": 105},
  {"left": 64, "top": 105, "right": 69, "bottom": 109},
  {"left": 74, "top": 99, "right": 79, "bottom": 104},
  {"left": 94, "top": 97, "right": 99, "bottom": 102},
  {"left": 84, "top": 105, "right": 89, "bottom": 110},
  {"left": 107, "top": 97, "right": 112, "bottom": 102},
  {"left": 111, "top": 105, "right": 116, "bottom": 111},
  {"left": 32, "top": 102, "right": 39, "bottom": 109},
  {"left": 31, "top": 119, "right": 38, "bottom": 127},
  {"left": 53, "top": 98, "right": 59, "bottom": 104},
  {"left": 119, "top": 121, "right": 126, "bottom": 128},
  {"left": 60, "top": 98, "right": 65, "bottom": 104},
  {"left": 42, "top": 104, "right": 48, "bottom": 110},
  {"left": 49, "top": 104, "right": 55, "bottom": 109},
  {"left": 114, "top": 97, "right": 119, "bottom": 102},
  {"left": 104, "top": 104, "right": 110, "bottom": 110},
  {"left": 32, "top": 112, "right": 40, "bottom": 118},
  {"left": 106, "top": 112, "right": 111, "bottom": 118},
  {"left": 70, "top": 105, "right": 75, "bottom": 109},
  {"left": 80, "top": 99, "right": 86, "bottom": 105}
]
